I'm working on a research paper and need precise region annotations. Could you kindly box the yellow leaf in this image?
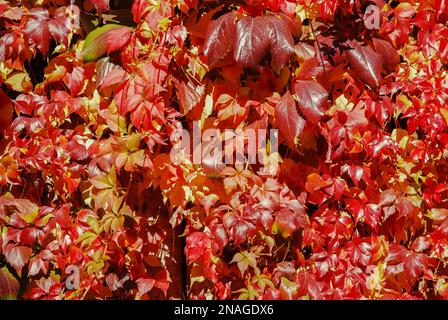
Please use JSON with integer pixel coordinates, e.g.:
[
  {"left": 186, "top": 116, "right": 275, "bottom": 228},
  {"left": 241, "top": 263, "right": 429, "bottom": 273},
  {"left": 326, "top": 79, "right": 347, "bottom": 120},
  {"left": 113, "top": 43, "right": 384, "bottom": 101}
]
[
  {"left": 230, "top": 250, "right": 260, "bottom": 276},
  {"left": 440, "top": 108, "right": 448, "bottom": 125},
  {"left": 426, "top": 208, "right": 448, "bottom": 222},
  {"left": 45, "top": 65, "right": 66, "bottom": 83},
  {"left": 5, "top": 72, "right": 32, "bottom": 92}
]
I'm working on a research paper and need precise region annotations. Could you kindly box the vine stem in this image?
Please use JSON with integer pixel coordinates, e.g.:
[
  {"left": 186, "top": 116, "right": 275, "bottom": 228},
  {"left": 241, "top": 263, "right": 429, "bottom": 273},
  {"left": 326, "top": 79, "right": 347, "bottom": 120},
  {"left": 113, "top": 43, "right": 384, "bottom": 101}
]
[{"left": 310, "top": 21, "right": 327, "bottom": 75}]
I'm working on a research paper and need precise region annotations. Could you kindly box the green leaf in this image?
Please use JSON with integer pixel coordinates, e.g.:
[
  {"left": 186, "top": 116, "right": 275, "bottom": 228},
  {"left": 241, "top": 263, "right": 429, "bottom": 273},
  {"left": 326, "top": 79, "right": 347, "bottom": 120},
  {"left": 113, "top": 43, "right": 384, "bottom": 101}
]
[{"left": 81, "top": 24, "right": 131, "bottom": 62}]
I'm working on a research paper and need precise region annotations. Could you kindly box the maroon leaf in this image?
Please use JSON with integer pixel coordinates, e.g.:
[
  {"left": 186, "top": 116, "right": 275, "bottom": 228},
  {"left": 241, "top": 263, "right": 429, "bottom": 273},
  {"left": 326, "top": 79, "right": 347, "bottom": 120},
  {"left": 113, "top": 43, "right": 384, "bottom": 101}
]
[
  {"left": 346, "top": 41, "right": 383, "bottom": 87},
  {"left": 153, "top": 269, "right": 171, "bottom": 296},
  {"left": 293, "top": 80, "right": 328, "bottom": 122},
  {"left": 234, "top": 15, "right": 294, "bottom": 69},
  {"left": 296, "top": 57, "right": 332, "bottom": 80},
  {"left": 275, "top": 91, "right": 305, "bottom": 149},
  {"left": 234, "top": 16, "right": 271, "bottom": 68},
  {"left": 372, "top": 38, "right": 400, "bottom": 73},
  {"left": 0, "top": 88, "right": 13, "bottom": 131},
  {"left": 203, "top": 12, "right": 237, "bottom": 67},
  {"left": 275, "top": 12, "right": 301, "bottom": 38}
]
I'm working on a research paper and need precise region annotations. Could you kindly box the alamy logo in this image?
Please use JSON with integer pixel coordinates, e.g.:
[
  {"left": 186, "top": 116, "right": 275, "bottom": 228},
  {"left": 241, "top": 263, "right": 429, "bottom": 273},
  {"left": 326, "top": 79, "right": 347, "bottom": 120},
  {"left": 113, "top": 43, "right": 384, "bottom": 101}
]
[
  {"left": 363, "top": 5, "right": 381, "bottom": 30},
  {"left": 65, "top": 265, "right": 80, "bottom": 290}
]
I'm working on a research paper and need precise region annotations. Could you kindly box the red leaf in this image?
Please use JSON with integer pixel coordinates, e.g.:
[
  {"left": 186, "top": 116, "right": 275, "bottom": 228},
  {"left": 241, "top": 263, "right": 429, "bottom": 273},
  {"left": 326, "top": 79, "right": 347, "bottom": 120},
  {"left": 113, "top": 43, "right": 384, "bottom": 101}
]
[
  {"left": 295, "top": 43, "right": 315, "bottom": 63},
  {"left": 136, "top": 278, "right": 155, "bottom": 296},
  {"left": 435, "top": 0, "right": 448, "bottom": 22},
  {"left": 89, "top": 0, "right": 109, "bottom": 13},
  {"left": 23, "top": 8, "right": 51, "bottom": 55},
  {"left": 96, "top": 57, "right": 127, "bottom": 91},
  {"left": 340, "top": 164, "right": 366, "bottom": 187},
  {"left": 386, "top": 243, "right": 407, "bottom": 264},
  {"left": 345, "top": 102, "right": 369, "bottom": 129},
  {"left": 296, "top": 270, "right": 321, "bottom": 299},
  {"left": 274, "top": 210, "right": 297, "bottom": 237},
  {"left": 412, "top": 236, "right": 431, "bottom": 252},
  {"left": 63, "top": 66, "right": 84, "bottom": 96},
  {"left": 201, "top": 145, "right": 226, "bottom": 178},
  {"left": 28, "top": 256, "right": 49, "bottom": 277},
  {"left": 347, "top": 200, "right": 380, "bottom": 232},
  {"left": 211, "top": 224, "right": 228, "bottom": 252},
  {"left": 136, "top": 270, "right": 171, "bottom": 297},
  {"left": 50, "top": 6, "right": 77, "bottom": 45},
  {"left": 203, "top": 12, "right": 237, "bottom": 67},
  {"left": 305, "top": 173, "right": 332, "bottom": 193},
  {"left": 293, "top": 80, "right": 328, "bottom": 122},
  {"left": 132, "top": 0, "right": 146, "bottom": 22},
  {"left": 82, "top": 24, "right": 132, "bottom": 62},
  {"left": 153, "top": 269, "right": 171, "bottom": 296},
  {"left": 4, "top": 245, "right": 32, "bottom": 273},
  {"left": 65, "top": 137, "right": 89, "bottom": 161},
  {"left": 275, "top": 91, "right": 305, "bottom": 149},
  {"left": 104, "top": 26, "right": 132, "bottom": 54},
  {"left": 175, "top": 81, "right": 204, "bottom": 114},
  {"left": 23, "top": 7, "right": 75, "bottom": 56},
  {"left": 0, "top": 196, "right": 39, "bottom": 223},
  {"left": 185, "top": 232, "right": 211, "bottom": 264},
  {"left": 232, "top": 220, "right": 257, "bottom": 244},
  {"left": 346, "top": 42, "right": 383, "bottom": 87},
  {"left": 404, "top": 252, "right": 430, "bottom": 281}
]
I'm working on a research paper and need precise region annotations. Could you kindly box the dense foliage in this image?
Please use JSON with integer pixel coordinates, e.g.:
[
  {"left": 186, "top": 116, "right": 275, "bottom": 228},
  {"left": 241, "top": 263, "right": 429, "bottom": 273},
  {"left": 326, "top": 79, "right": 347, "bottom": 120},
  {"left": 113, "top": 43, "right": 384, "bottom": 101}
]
[{"left": 0, "top": 0, "right": 447, "bottom": 300}]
